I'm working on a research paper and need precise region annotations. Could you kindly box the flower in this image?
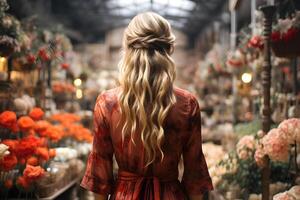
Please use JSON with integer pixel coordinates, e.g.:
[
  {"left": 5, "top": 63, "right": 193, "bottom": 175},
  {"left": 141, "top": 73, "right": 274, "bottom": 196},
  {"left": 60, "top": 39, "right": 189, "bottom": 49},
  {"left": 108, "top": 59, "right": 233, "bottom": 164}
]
[
  {"left": 0, "top": 111, "right": 17, "bottom": 129},
  {"left": 236, "top": 135, "right": 256, "bottom": 160},
  {"left": 61, "top": 63, "right": 69, "bottom": 70},
  {"left": 10, "top": 122, "right": 19, "bottom": 133},
  {"left": 0, "top": 154, "right": 17, "bottom": 171},
  {"left": 289, "top": 185, "right": 300, "bottom": 198},
  {"left": 226, "top": 50, "right": 245, "bottom": 69},
  {"left": 4, "top": 179, "right": 13, "bottom": 189},
  {"left": 49, "top": 148, "right": 56, "bottom": 158},
  {"left": 29, "top": 107, "right": 44, "bottom": 121},
  {"left": 254, "top": 146, "right": 265, "bottom": 168},
  {"left": 18, "top": 116, "right": 35, "bottom": 132},
  {"left": 248, "top": 35, "right": 264, "bottom": 50},
  {"left": 2, "top": 139, "right": 18, "bottom": 153},
  {"left": 262, "top": 128, "right": 289, "bottom": 162},
  {"left": 34, "top": 120, "right": 51, "bottom": 133},
  {"left": 26, "top": 54, "right": 36, "bottom": 64},
  {"left": 273, "top": 192, "right": 294, "bottom": 200},
  {"left": 15, "top": 136, "right": 39, "bottom": 159},
  {"left": 43, "top": 126, "right": 64, "bottom": 142},
  {"left": 35, "top": 147, "right": 49, "bottom": 161},
  {"left": 17, "top": 176, "right": 30, "bottom": 189},
  {"left": 27, "top": 156, "right": 38, "bottom": 166},
  {"left": 38, "top": 48, "right": 50, "bottom": 61},
  {"left": 23, "top": 164, "right": 45, "bottom": 181},
  {"left": 278, "top": 118, "right": 300, "bottom": 144},
  {"left": 283, "top": 27, "right": 299, "bottom": 42},
  {"left": 271, "top": 31, "right": 282, "bottom": 42},
  {"left": 0, "top": 143, "right": 10, "bottom": 159}
]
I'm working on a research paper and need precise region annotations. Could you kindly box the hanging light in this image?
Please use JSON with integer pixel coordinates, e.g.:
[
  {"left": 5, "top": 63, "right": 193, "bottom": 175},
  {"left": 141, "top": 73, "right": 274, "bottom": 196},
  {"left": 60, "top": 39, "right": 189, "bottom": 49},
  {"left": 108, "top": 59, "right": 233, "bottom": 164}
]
[
  {"left": 0, "top": 57, "right": 7, "bottom": 72},
  {"left": 241, "top": 72, "right": 252, "bottom": 83},
  {"left": 76, "top": 89, "right": 83, "bottom": 99},
  {"left": 74, "top": 78, "right": 82, "bottom": 87}
]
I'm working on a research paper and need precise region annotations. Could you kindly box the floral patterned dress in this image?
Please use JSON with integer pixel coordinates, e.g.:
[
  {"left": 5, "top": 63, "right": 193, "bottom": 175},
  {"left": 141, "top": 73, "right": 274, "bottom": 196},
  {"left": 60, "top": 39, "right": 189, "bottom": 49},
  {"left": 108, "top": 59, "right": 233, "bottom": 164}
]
[{"left": 80, "top": 87, "right": 213, "bottom": 200}]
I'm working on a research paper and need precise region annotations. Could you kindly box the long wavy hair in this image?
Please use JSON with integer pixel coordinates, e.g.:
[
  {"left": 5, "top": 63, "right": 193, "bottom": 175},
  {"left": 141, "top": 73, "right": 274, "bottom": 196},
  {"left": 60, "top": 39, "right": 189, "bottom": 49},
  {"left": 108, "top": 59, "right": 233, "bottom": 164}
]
[{"left": 118, "top": 12, "right": 176, "bottom": 166}]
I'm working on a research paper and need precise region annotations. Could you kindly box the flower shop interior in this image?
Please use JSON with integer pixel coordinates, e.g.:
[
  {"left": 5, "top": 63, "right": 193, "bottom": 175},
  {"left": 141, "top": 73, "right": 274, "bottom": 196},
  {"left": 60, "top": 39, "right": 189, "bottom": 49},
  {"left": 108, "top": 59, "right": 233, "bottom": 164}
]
[{"left": 0, "top": 0, "right": 300, "bottom": 199}]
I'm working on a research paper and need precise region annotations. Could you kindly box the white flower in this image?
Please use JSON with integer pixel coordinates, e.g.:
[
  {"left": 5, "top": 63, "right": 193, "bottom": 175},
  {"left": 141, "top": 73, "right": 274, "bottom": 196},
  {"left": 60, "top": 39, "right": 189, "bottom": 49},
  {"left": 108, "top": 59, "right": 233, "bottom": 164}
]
[{"left": 0, "top": 143, "right": 10, "bottom": 159}]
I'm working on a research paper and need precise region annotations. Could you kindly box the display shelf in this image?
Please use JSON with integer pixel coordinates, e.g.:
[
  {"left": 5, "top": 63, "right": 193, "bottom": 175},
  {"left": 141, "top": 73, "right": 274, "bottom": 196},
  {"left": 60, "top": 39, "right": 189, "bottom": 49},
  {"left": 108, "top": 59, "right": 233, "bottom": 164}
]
[{"left": 36, "top": 176, "right": 81, "bottom": 200}]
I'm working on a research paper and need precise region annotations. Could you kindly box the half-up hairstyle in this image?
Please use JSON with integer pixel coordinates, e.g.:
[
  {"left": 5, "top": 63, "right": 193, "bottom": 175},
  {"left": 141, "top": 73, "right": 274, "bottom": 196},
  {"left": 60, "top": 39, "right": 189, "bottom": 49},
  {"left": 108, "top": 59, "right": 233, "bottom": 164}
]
[{"left": 118, "top": 12, "right": 176, "bottom": 166}]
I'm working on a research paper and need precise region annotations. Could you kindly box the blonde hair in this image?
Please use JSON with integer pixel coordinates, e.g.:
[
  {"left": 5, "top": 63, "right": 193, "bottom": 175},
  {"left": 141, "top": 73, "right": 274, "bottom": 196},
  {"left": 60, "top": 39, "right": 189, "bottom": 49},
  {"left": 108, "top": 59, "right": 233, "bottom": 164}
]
[{"left": 118, "top": 12, "right": 176, "bottom": 166}]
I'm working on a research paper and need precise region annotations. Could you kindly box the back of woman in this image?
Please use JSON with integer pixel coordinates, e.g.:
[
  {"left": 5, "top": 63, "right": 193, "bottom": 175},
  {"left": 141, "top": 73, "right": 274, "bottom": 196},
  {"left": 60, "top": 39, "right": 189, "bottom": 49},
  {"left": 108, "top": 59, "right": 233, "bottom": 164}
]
[{"left": 81, "top": 12, "right": 213, "bottom": 200}]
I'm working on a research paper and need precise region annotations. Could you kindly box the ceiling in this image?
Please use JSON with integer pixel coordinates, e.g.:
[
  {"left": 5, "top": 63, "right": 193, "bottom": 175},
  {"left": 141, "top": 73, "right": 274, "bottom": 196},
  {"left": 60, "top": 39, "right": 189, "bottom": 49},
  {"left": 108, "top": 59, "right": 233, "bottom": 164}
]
[{"left": 7, "top": 0, "right": 227, "bottom": 43}]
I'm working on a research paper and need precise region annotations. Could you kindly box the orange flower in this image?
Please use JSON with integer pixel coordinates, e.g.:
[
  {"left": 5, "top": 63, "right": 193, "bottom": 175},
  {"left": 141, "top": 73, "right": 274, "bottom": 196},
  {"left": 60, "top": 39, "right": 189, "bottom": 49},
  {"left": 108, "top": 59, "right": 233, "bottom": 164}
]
[
  {"left": 18, "top": 116, "right": 35, "bottom": 132},
  {"left": 4, "top": 179, "right": 13, "bottom": 189},
  {"left": 27, "top": 156, "right": 38, "bottom": 166},
  {"left": 37, "top": 137, "right": 47, "bottom": 147},
  {"left": 29, "top": 108, "right": 44, "bottom": 121},
  {"left": 0, "top": 154, "right": 17, "bottom": 171},
  {"left": 23, "top": 164, "right": 45, "bottom": 181},
  {"left": 34, "top": 120, "right": 51, "bottom": 133},
  {"left": 17, "top": 176, "right": 30, "bottom": 189},
  {"left": 49, "top": 148, "right": 56, "bottom": 158},
  {"left": 0, "top": 111, "right": 17, "bottom": 129},
  {"left": 43, "top": 126, "right": 64, "bottom": 142},
  {"left": 35, "top": 147, "right": 49, "bottom": 161}
]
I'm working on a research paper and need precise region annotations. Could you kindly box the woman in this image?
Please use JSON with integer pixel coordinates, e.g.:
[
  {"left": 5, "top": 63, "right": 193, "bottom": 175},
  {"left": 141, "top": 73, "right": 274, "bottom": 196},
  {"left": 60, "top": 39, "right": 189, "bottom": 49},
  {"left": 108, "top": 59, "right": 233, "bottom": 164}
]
[{"left": 81, "top": 12, "right": 213, "bottom": 200}]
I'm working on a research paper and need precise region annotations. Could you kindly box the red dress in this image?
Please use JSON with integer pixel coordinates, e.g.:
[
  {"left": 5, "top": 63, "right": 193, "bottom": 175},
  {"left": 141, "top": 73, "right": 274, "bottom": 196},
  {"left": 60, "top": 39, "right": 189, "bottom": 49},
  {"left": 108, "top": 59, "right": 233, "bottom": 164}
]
[{"left": 80, "top": 87, "right": 213, "bottom": 200}]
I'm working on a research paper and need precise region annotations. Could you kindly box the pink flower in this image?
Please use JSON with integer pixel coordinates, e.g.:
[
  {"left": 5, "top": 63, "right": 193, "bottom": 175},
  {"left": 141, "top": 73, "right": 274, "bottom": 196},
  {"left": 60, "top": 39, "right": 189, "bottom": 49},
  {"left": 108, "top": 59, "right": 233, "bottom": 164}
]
[
  {"left": 273, "top": 192, "right": 293, "bottom": 200},
  {"left": 278, "top": 118, "right": 300, "bottom": 144},
  {"left": 236, "top": 135, "right": 256, "bottom": 160},
  {"left": 254, "top": 146, "right": 265, "bottom": 168},
  {"left": 262, "top": 128, "right": 289, "bottom": 162}
]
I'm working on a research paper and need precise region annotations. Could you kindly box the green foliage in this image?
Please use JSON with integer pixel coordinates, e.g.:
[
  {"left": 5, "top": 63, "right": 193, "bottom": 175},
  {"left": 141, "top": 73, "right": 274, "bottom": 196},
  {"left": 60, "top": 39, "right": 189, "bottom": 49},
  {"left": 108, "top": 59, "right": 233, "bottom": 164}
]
[
  {"left": 219, "top": 151, "right": 291, "bottom": 194},
  {"left": 234, "top": 119, "right": 278, "bottom": 137},
  {"left": 234, "top": 119, "right": 261, "bottom": 137}
]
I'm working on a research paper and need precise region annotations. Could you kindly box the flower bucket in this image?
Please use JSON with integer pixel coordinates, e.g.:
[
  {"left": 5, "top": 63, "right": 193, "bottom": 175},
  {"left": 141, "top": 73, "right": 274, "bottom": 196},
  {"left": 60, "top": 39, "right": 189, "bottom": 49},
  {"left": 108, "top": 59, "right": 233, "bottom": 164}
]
[{"left": 272, "top": 28, "right": 300, "bottom": 58}]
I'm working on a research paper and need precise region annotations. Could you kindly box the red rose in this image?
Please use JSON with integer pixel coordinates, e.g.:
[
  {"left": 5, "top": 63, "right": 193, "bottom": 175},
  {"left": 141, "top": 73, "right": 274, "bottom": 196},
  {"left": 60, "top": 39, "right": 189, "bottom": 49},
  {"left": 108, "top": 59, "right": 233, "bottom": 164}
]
[
  {"left": 38, "top": 48, "right": 50, "bottom": 61},
  {"left": 29, "top": 107, "right": 44, "bottom": 121},
  {"left": 283, "top": 27, "right": 299, "bottom": 42},
  {"left": 17, "top": 176, "right": 30, "bottom": 189},
  {"left": 271, "top": 31, "right": 281, "bottom": 42},
  {"left": 10, "top": 122, "right": 19, "bottom": 133},
  {"left": 19, "top": 158, "right": 26, "bottom": 165},
  {"left": 26, "top": 54, "right": 36, "bottom": 64},
  {"left": 15, "top": 136, "right": 39, "bottom": 159},
  {"left": 23, "top": 164, "right": 45, "bottom": 181},
  {"left": 248, "top": 35, "right": 264, "bottom": 50},
  {"left": 0, "top": 111, "right": 17, "bottom": 129},
  {"left": 27, "top": 156, "right": 38, "bottom": 166},
  {"left": 0, "top": 154, "right": 18, "bottom": 171},
  {"left": 4, "top": 179, "right": 13, "bottom": 189},
  {"left": 18, "top": 116, "right": 35, "bottom": 132}
]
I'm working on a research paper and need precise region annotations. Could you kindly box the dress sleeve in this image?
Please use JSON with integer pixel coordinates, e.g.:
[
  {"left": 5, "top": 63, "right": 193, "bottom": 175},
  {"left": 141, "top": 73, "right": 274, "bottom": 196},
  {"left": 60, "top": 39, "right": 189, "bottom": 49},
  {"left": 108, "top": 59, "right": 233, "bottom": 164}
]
[
  {"left": 181, "top": 95, "right": 213, "bottom": 195},
  {"left": 80, "top": 94, "right": 114, "bottom": 195}
]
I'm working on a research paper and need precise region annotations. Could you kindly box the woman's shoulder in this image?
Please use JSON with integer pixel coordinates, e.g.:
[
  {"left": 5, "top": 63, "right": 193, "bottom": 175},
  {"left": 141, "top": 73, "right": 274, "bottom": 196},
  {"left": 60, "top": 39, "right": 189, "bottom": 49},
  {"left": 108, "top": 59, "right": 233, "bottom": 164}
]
[
  {"left": 95, "top": 87, "right": 120, "bottom": 112},
  {"left": 173, "top": 86, "right": 198, "bottom": 103}
]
